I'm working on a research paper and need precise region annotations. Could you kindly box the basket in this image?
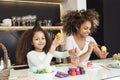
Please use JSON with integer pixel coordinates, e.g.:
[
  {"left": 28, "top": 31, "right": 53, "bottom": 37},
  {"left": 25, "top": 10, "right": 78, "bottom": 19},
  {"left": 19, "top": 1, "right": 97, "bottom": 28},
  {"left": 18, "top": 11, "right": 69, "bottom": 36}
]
[{"left": 0, "top": 43, "right": 10, "bottom": 80}]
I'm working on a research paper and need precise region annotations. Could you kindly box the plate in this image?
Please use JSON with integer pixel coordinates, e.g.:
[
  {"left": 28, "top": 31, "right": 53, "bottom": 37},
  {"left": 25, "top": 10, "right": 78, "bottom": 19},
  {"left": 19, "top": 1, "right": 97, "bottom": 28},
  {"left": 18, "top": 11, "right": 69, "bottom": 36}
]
[
  {"left": 81, "top": 62, "right": 103, "bottom": 70},
  {"left": 28, "top": 70, "right": 57, "bottom": 80},
  {"left": 108, "top": 64, "right": 120, "bottom": 69}
]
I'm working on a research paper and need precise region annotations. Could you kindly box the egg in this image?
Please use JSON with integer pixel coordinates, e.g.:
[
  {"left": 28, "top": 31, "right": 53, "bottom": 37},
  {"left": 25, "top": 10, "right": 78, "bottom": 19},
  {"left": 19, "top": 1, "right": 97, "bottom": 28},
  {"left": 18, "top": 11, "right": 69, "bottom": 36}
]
[
  {"left": 101, "top": 46, "right": 107, "bottom": 52},
  {"left": 45, "top": 66, "right": 52, "bottom": 73},
  {"left": 56, "top": 32, "right": 62, "bottom": 39},
  {"left": 51, "top": 66, "right": 57, "bottom": 72},
  {"left": 30, "top": 66, "right": 37, "bottom": 72}
]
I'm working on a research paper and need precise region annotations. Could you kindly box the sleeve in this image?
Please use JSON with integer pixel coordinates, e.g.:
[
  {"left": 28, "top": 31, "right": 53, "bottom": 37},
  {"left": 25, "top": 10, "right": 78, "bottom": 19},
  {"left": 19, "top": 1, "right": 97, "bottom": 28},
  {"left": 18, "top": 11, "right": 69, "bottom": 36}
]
[
  {"left": 42, "top": 53, "right": 53, "bottom": 67},
  {"left": 65, "top": 36, "right": 74, "bottom": 50},
  {"left": 53, "top": 51, "right": 70, "bottom": 58},
  {"left": 89, "top": 36, "right": 98, "bottom": 45}
]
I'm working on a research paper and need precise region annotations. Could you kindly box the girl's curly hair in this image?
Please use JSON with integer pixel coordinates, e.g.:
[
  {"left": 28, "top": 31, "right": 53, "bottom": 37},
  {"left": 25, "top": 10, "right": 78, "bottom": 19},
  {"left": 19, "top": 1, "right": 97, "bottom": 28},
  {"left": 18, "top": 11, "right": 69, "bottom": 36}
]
[{"left": 62, "top": 9, "right": 100, "bottom": 36}]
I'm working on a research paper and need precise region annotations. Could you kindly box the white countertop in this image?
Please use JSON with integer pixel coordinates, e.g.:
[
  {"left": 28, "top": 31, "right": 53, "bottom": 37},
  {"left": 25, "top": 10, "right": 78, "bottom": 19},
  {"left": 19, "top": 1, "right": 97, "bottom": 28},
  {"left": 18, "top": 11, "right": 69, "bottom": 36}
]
[{"left": 9, "top": 58, "right": 120, "bottom": 80}]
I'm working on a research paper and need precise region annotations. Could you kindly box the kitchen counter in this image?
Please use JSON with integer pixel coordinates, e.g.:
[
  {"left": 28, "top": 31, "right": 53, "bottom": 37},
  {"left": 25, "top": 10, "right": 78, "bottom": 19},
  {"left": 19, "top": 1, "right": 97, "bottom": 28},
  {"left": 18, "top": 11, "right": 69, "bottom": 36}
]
[{"left": 9, "top": 58, "right": 120, "bottom": 80}]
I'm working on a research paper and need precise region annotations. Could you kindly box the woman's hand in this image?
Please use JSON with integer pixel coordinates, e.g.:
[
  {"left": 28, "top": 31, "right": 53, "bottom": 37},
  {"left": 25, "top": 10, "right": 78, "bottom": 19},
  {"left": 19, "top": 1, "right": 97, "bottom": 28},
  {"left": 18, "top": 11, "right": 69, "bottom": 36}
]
[
  {"left": 87, "top": 41, "right": 95, "bottom": 54},
  {"left": 99, "top": 46, "right": 109, "bottom": 58},
  {"left": 100, "top": 51, "right": 109, "bottom": 59},
  {"left": 68, "top": 48, "right": 79, "bottom": 56}
]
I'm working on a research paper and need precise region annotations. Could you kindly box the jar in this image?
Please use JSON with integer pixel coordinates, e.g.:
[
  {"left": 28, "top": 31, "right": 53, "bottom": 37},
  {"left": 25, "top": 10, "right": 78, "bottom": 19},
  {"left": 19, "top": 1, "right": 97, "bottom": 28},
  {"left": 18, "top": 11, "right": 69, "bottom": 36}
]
[{"left": 70, "top": 55, "right": 79, "bottom": 66}]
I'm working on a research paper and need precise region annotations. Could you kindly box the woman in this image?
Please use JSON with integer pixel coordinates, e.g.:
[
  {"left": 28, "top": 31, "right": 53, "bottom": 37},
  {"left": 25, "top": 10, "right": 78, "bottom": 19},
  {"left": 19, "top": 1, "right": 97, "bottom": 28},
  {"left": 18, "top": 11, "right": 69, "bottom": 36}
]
[{"left": 62, "top": 9, "right": 109, "bottom": 62}]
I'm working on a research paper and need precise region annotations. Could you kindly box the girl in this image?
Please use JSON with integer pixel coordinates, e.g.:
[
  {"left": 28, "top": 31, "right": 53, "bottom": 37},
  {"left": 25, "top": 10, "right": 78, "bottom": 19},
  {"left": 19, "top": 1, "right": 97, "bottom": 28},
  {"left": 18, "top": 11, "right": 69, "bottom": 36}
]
[
  {"left": 16, "top": 26, "right": 76, "bottom": 69},
  {"left": 62, "top": 9, "right": 109, "bottom": 62}
]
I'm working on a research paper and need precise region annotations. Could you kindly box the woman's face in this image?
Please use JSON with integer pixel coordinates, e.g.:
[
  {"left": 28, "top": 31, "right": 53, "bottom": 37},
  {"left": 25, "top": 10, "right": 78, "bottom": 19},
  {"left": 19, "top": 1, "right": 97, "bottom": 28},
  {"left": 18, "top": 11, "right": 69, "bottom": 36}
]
[
  {"left": 77, "top": 21, "right": 91, "bottom": 38},
  {"left": 32, "top": 31, "right": 46, "bottom": 52}
]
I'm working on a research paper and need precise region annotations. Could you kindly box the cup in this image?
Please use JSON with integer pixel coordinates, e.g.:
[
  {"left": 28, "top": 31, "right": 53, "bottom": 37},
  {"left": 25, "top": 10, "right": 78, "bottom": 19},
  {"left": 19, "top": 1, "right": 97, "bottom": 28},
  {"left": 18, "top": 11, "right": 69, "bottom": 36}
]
[{"left": 70, "top": 55, "right": 79, "bottom": 66}]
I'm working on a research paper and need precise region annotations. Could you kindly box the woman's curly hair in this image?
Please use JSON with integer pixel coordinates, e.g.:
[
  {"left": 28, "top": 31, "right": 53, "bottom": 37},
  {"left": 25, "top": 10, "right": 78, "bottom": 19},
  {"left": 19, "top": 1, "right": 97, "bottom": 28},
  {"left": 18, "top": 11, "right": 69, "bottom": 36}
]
[{"left": 62, "top": 9, "right": 100, "bottom": 36}]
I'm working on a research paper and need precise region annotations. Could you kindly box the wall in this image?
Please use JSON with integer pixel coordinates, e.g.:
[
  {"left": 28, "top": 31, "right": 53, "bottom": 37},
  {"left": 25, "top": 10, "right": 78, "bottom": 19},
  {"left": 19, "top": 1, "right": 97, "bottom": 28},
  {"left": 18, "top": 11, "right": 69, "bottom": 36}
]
[
  {"left": 77, "top": 0, "right": 86, "bottom": 10},
  {"left": 103, "top": 0, "right": 120, "bottom": 56},
  {"left": 61, "top": 0, "right": 86, "bottom": 17},
  {"left": 87, "top": 0, "right": 104, "bottom": 59},
  {"left": 87, "top": 0, "right": 120, "bottom": 58}
]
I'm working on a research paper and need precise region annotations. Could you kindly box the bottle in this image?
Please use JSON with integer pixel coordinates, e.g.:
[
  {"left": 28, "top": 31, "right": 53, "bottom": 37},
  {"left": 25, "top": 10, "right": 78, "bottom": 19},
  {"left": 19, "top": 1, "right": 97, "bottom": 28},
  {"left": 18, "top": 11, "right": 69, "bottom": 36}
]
[
  {"left": 37, "top": 20, "right": 42, "bottom": 27},
  {"left": 47, "top": 20, "right": 52, "bottom": 26},
  {"left": 42, "top": 20, "right": 47, "bottom": 26}
]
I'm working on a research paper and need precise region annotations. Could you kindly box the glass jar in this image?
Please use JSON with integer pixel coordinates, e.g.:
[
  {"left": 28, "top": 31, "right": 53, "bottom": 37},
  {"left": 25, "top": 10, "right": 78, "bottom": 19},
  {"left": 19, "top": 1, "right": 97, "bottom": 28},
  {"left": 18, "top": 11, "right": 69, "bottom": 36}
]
[
  {"left": 70, "top": 55, "right": 79, "bottom": 66},
  {"left": 47, "top": 20, "right": 52, "bottom": 26}
]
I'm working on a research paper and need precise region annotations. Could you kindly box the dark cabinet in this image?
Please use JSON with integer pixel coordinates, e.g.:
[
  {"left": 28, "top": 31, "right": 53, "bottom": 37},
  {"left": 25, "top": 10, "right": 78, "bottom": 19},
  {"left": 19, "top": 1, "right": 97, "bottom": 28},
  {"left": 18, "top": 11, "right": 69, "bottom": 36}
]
[
  {"left": 87, "top": 0, "right": 120, "bottom": 59},
  {"left": 0, "top": 1, "right": 61, "bottom": 65}
]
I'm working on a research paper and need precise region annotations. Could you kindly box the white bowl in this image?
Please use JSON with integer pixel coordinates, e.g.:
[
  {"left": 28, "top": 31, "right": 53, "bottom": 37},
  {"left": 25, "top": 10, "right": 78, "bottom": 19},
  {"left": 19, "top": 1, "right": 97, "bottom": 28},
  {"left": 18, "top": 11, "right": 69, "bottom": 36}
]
[
  {"left": 1, "top": 18, "right": 12, "bottom": 26},
  {"left": 28, "top": 71, "right": 57, "bottom": 80}
]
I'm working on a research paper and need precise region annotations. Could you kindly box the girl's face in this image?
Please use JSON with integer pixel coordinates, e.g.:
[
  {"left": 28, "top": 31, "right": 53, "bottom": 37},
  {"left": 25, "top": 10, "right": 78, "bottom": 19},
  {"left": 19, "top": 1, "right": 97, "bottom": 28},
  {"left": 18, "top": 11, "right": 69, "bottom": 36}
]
[
  {"left": 32, "top": 31, "right": 46, "bottom": 52},
  {"left": 77, "top": 21, "right": 91, "bottom": 38}
]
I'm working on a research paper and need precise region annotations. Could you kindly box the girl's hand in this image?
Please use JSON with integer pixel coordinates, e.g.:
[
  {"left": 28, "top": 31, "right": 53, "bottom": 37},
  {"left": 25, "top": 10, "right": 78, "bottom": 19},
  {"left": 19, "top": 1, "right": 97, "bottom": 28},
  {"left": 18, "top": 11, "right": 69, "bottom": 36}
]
[
  {"left": 49, "top": 37, "right": 64, "bottom": 53},
  {"left": 52, "top": 36, "right": 64, "bottom": 47}
]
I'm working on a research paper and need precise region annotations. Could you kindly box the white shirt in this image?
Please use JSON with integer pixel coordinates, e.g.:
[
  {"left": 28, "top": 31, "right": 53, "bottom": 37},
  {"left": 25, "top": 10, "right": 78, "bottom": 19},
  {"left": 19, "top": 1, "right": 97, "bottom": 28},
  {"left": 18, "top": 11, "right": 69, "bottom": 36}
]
[
  {"left": 27, "top": 50, "right": 69, "bottom": 69},
  {"left": 65, "top": 35, "right": 96, "bottom": 62}
]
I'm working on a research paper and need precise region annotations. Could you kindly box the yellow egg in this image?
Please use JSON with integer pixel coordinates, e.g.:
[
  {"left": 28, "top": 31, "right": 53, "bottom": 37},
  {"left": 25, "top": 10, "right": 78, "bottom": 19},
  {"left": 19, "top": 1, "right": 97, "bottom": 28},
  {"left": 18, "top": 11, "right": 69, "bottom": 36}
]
[
  {"left": 45, "top": 66, "right": 52, "bottom": 73},
  {"left": 113, "top": 53, "right": 118, "bottom": 57},
  {"left": 56, "top": 32, "right": 62, "bottom": 39},
  {"left": 101, "top": 46, "right": 107, "bottom": 52}
]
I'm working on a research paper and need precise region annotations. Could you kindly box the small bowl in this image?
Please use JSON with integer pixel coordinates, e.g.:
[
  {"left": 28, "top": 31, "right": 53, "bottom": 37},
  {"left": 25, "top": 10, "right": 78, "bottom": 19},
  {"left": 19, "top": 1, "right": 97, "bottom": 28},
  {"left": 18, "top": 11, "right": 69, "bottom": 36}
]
[{"left": 28, "top": 70, "right": 57, "bottom": 80}]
